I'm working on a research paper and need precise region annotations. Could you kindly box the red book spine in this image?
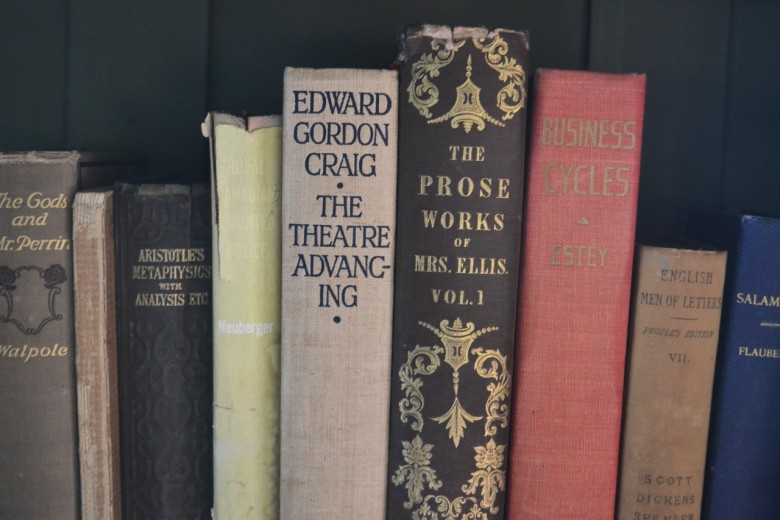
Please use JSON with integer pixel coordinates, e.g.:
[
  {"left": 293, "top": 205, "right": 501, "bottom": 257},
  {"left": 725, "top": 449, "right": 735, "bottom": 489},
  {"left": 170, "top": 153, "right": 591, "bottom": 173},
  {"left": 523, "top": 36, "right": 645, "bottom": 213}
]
[{"left": 507, "top": 69, "right": 646, "bottom": 519}]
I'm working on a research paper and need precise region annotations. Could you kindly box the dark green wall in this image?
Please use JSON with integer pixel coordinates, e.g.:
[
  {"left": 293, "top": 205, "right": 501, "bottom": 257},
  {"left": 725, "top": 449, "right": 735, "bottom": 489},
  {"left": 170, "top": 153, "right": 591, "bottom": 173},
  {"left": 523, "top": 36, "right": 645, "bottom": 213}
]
[{"left": 1, "top": 1, "right": 778, "bottom": 240}]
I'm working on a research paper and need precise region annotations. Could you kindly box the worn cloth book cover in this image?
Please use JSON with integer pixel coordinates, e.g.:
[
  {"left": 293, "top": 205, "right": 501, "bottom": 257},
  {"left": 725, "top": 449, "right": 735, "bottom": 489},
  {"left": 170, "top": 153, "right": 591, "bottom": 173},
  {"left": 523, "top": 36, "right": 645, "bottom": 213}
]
[
  {"left": 387, "top": 26, "right": 529, "bottom": 519},
  {"left": 506, "top": 70, "right": 646, "bottom": 519},
  {"left": 73, "top": 190, "right": 121, "bottom": 520},
  {"left": 203, "top": 113, "right": 282, "bottom": 520},
  {"left": 686, "top": 212, "right": 780, "bottom": 520},
  {"left": 280, "top": 67, "right": 398, "bottom": 518},
  {"left": 114, "top": 183, "right": 213, "bottom": 520},
  {"left": 0, "top": 151, "right": 137, "bottom": 520},
  {"left": 616, "top": 244, "right": 727, "bottom": 520}
]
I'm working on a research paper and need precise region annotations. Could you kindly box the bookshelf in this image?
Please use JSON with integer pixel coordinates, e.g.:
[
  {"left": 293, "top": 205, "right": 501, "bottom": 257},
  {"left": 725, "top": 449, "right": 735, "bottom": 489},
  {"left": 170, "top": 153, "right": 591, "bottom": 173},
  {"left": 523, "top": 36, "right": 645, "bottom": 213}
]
[
  {"left": 1, "top": 0, "right": 778, "bottom": 238},
  {"left": 1, "top": 2, "right": 779, "bottom": 518}
]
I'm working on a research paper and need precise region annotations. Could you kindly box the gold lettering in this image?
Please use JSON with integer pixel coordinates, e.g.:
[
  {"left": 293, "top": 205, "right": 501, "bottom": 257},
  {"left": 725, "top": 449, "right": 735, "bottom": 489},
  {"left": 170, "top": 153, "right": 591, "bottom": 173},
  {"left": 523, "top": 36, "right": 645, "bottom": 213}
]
[
  {"left": 0, "top": 235, "right": 15, "bottom": 251},
  {"left": 11, "top": 212, "right": 49, "bottom": 226},
  {"left": 0, "top": 192, "right": 23, "bottom": 209},
  {"left": 455, "top": 257, "right": 507, "bottom": 275},
  {"left": 188, "top": 292, "right": 210, "bottom": 305},
  {"left": 26, "top": 192, "right": 68, "bottom": 209},
  {"left": 134, "top": 292, "right": 187, "bottom": 307},
  {"left": 430, "top": 288, "right": 484, "bottom": 305},
  {"left": 137, "top": 248, "right": 205, "bottom": 263},
  {"left": 496, "top": 178, "right": 510, "bottom": 199},
  {"left": 541, "top": 117, "right": 638, "bottom": 150},
  {"left": 414, "top": 255, "right": 448, "bottom": 273},
  {"left": 0, "top": 343, "right": 69, "bottom": 362},
  {"left": 418, "top": 176, "right": 510, "bottom": 199},
  {"left": 551, "top": 244, "right": 609, "bottom": 268},
  {"left": 544, "top": 163, "right": 630, "bottom": 197},
  {"left": 448, "top": 145, "right": 485, "bottom": 161},
  {"left": 438, "top": 176, "right": 452, "bottom": 196},
  {"left": 15, "top": 235, "right": 71, "bottom": 251},
  {"left": 420, "top": 210, "right": 503, "bottom": 231}
]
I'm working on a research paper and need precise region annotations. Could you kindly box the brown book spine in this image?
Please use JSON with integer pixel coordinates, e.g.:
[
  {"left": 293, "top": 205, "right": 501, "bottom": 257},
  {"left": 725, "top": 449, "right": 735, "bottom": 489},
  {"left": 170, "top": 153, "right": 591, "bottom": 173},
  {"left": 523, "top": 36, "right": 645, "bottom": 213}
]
[
  {"left": 0, "top": 152, "right": 82, "bottom": 520},
  {"left": 73, "top": 190, "right": 122, "bottom": 520},
  {"left": 387, "top": 26, "right": 529, "bottom": 519},
  {"left": 114, "top": 183, "right": 213, "bottom": 520},
  {"left": 616, "top": 244, "right": 727, "bottom": 520}
]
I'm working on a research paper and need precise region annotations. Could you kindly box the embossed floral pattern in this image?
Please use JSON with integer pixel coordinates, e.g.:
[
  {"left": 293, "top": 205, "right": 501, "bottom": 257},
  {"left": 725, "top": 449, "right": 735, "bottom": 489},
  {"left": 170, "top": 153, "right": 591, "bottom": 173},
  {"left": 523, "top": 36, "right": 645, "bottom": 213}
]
[
  {"left": 463, "top": 438, "right": 506, "bottom": 514},
  {"left": 412, "top": 495, "right": 487, "bottom": 520},
  {"left": 392, "top": 435, "right": 442, "bottom": 508},
  {"left": 474, "top": 438, "right": 504, "bottom": 470}
]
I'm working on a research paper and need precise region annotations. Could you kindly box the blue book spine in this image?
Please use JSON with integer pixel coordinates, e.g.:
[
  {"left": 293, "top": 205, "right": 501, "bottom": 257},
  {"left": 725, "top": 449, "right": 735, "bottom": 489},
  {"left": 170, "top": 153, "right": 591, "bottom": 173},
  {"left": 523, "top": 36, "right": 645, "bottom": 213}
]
[{"left": 687, "top": 212, "right": 780, "bottom": 520}]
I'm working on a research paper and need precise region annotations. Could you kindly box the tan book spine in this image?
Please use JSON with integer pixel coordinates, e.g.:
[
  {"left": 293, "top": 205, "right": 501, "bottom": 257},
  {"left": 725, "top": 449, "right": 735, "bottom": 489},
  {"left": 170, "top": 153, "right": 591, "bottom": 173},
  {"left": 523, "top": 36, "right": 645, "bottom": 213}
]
[
  {"left": 616, "top": 244, "right": 727, "bottom": 520},
  {"left": 73, "top": 190, "right": 121, "bottom": 520},
  {"left": 280, "top": 67, "right": 398, "bottom": 519}
]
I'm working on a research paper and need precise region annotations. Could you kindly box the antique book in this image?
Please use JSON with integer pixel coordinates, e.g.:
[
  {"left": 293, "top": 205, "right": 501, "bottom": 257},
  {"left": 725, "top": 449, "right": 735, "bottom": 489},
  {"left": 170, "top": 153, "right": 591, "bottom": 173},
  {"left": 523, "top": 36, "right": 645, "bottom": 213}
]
[
  {"left": 114, "top": 183, "right": 213, "bottom": 520},
  {"left": 686, "top": 212, "right": 780, "bottom": 520},
  {"left": 506, "top": 70, "right": 646, "bottom": 519},
  {"left": 386, "top": 26, "right": 529, "bottom": 519},
  {"left": 203, "top": 112, "right": 282, "bottom": 520},
  {"left": 280, "top": 67, "right": 398, "bottom": 518},
  {"left": 73, "top": 190, "right": 121, "bottom": 520},
  {"left": 616, "top": 243, "right": 727, "bottom": 520},
  {"left": 0, "top": 151, "right": 137, "bottom": 520}
]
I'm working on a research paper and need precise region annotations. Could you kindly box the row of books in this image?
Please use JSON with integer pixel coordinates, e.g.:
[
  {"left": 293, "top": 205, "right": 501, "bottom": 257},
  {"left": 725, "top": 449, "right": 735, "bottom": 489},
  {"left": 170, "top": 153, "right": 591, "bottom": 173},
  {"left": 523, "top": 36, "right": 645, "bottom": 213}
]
[{"left": 1, "top": 25, "right": 778, "bottom": 520}]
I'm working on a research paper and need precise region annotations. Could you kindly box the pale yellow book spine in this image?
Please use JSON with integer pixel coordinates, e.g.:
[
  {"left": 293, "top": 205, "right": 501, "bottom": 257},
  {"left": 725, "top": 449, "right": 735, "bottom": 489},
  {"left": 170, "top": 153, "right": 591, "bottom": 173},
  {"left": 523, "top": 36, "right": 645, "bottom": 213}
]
[{"left": 207, "top": 114, "right": 282, "bottom": 520}]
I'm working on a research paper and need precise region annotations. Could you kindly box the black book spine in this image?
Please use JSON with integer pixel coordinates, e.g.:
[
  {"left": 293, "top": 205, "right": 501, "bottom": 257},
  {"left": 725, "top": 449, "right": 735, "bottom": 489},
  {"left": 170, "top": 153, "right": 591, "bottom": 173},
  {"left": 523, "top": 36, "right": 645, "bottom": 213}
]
[
  {"left": 115, "top": 184, "right": 213, "bottom": 520},
  {"left": 387, "top": 27, "right": 529, "bottom": 519}
]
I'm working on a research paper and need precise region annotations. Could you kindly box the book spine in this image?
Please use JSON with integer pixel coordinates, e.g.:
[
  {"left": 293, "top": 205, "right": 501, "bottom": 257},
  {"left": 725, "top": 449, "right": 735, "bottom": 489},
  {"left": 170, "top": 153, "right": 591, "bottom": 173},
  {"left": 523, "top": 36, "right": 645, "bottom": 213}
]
[
  {"left": 507, "top": 70, "right": 646, "bottom": 519},
  {"left": 206, "top": 113, "right": 282, "bottom": 520},
  {"left": 386, "top": 27, "right": 529, "bottom": 519},
  {"left": 0, "top": 152, "right": 81, "bottom": 520},
  {"left": 114, "top": 184, "right": 213, "bottom": 520},
  {"left": 616, "top": 245, "right": 727, "bottom": 520},
  {"left": 280, "top": 67, "right": 398, "bottom": 518},
  {"left": 73, "top": 190, "right": 121, "bottom": 520},
  {"left": 687, "top": 213, "right": 780, "bottom": 520}
]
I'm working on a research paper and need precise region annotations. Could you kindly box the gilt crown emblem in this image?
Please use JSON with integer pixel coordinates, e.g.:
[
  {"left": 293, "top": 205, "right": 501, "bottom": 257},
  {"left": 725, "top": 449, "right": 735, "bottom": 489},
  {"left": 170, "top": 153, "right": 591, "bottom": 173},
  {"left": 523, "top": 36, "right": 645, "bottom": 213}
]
[{"left": 407, "top": 34, "right": 527, "bottom": 133}]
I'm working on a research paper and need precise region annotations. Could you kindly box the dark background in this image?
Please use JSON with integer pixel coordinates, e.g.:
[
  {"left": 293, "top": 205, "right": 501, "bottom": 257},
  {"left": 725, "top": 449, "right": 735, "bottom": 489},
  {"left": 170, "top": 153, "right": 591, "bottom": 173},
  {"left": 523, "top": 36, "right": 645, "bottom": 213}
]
[{"left": 1, "top": 0, "right": 778, "bottom": 241}]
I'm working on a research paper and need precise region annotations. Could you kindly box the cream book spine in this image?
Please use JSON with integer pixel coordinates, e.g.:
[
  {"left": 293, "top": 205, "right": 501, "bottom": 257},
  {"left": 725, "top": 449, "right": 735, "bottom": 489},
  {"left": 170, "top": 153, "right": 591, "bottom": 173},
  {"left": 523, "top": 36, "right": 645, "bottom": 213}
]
[
  {"left": 280, "top": 68, "right": 398, "bottom": 519},
  {"left": 204, "top": 113, "right": 282, "bottom": 520}
]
